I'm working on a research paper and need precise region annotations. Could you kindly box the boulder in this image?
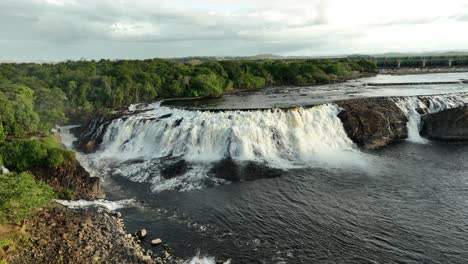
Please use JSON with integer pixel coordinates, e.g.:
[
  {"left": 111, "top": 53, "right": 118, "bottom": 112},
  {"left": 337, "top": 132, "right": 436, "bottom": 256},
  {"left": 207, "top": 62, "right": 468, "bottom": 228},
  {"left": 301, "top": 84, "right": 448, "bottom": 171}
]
[
  {"left": 84, "top": 139, "right": 97, "bottom": 154},
  {"left": 421, "top": 106, "right": 468, "bottom": 140},
  {"left": 161, "top": 160, "right": 190, "bottom": 179},
  {"left": 136, "top": 229, "right": 147, "bottom": 239},
  {"left": 209, "top": 158, "right": 282, "bottom": 181},
  {"left": 336, "top": 97, "right": 408, "bottom": 149},
  {"left": 150, "top": 238, "right": 162, "bottom": 246}
]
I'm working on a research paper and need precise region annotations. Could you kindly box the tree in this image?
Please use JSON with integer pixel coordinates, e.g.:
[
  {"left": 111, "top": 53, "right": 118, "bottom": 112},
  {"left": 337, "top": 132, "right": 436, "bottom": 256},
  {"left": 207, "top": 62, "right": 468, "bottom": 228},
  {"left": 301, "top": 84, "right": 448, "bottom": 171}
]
[
  {"left": 190, "top": 73, "right": 225, "bottom": 96},
  {"left": 0, "top": 82, "right": 40, "bottom": 136},
  {"left": 0, "top": 124, "right": 5, "bottom": 143},
  {"left": 34, "top": 87, "right": 67, "bottom": 131},
  {"left": 238, "top": 73, "right": 266, "bottom": 90}
]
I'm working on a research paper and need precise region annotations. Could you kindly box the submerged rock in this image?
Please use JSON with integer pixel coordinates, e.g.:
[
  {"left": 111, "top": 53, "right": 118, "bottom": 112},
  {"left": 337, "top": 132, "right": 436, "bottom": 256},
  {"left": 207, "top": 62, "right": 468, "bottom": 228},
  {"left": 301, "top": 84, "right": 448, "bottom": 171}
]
[
  {"left": 161, "top": 160, "right": 190, "bottom": 179},
  {"left": 210, "top": 158, "right": 283, "bottom": 181},
  {"left": 421, "top": 106, "right": 468, "bottom": 140},
  {"left": 337, "top": 97, "right": 408, "bottom": 149}
]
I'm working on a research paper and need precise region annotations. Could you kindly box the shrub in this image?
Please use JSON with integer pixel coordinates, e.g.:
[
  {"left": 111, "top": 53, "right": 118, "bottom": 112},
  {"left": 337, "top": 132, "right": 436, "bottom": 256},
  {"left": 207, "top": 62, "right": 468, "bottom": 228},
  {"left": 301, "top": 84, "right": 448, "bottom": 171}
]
[
  {"left": 46, "top": 148, "right": 65, "bottom": 169},
  {"left": 57, "top": 189, "right": 74, "bottom": 200},
  {"left": 0, "top": 140, "right": 48, "bottom": 171},
  {"left": 0, "top": 172, "right": 56, "bottom": 223},
  {"left": 0, "top": 125, "right": 5, "bottom": 144},
  {"left": 0, "top": 139, "right": 74, "bottom": 171}
]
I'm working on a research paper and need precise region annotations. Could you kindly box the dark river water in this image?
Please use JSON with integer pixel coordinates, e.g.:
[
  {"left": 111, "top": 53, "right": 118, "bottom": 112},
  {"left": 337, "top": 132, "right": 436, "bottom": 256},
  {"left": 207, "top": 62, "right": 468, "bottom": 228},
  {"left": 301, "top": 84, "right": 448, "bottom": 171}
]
[
  {"left": 106, "top": 141, "right": 468, "bottom": 263},
  {"left": 61, "top": 72, "right": 468, "bottom": 263}
]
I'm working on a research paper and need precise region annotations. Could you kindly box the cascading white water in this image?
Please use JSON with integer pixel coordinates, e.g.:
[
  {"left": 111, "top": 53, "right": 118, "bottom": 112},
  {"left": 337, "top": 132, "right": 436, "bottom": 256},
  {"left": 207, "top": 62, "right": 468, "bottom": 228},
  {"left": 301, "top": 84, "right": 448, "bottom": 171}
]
[
  {"left": 393, "top": 94, "right": 468, "bottom": 143},
  {"left": 98, "top": 104, "right": 355, "bottom": 167}
]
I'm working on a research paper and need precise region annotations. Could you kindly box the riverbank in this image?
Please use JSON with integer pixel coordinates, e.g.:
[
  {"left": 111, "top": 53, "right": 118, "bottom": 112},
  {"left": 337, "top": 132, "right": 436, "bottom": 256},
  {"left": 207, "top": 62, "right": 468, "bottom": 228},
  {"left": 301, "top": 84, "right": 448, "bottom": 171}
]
[{"left": 7, "top": 205, "right": 168, "bottom": 264}]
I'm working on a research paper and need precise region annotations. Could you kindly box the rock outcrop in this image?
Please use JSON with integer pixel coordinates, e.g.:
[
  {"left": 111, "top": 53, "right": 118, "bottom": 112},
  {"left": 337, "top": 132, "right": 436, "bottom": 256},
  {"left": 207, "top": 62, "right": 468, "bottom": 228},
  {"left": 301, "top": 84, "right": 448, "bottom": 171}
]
[
  {"left": 72, "top": 115, "right": 117, "bottom": 154},
  {"left": 8, "top": 206, "right": 160, "bottom": 264},
  {"left": 336, "top": 97, "right": 408, "bottom": 149},
  {"left": 32, "top": 159, "right": 103, "bottom": 200},
  {"left": 421, "top": 106, "right": 468, "bottom": 140},
  {"left": 209, "top": 158, "right": 283, "bottom": 181},
  {"left": 161, "top": 160, "right": 190, "bottom": 179},
  {"left": 73, "top": 109, "right": 156, "bottom": 154}
]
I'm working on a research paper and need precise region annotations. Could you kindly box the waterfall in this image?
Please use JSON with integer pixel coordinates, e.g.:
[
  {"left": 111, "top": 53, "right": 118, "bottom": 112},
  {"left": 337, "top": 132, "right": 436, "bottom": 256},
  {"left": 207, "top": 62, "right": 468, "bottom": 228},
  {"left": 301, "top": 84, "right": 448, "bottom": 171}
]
[
  {"left": 97, "top": 104, "right": 355, "bottom": 167},
  {"left": 393, "top": 94, "right": 468, "bottom": 143}
]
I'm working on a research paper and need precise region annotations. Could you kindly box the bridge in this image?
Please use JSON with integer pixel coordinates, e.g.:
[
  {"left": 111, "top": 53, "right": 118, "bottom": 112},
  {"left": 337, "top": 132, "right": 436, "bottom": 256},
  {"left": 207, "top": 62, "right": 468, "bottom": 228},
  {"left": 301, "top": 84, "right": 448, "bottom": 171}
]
[{"left": 371, "top": 55, "right": 468, "bottom": 68}]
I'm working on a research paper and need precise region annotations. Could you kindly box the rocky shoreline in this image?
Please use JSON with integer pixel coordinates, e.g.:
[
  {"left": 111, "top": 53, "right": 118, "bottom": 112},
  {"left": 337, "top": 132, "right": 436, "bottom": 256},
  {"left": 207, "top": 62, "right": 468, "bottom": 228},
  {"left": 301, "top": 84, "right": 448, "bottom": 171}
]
[{"left": 8, "top": 205, "right": 177, "bottom": 264}]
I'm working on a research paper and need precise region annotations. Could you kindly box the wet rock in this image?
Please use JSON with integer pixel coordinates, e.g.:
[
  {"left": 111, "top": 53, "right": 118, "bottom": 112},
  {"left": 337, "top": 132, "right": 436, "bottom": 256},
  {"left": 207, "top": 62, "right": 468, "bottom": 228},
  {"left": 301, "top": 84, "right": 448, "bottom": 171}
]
[
  {"left": 173, "top": 118, "right": 184, "bottom": 127},
  {"left": 151, "top": 239, "right": 162, "bottom": 246},
  {"left": 32, "top": 159, "right": 103, "bottom": 200},
  {"left": 84, "top": 139, "right": 97, "bottom": 153},
  {"left": 421, "top": 106, "right": 468, "bottom": 140},
  {"left": 210, "top": 158, "right": 283, "bottom": 181},
  {"left": 158, "top": 113, "right": 172, "bottom": 119},
  {"left": 337, "top": 97, "right": 408, "bottom": 149},
  {"left": 161, "top": 160, "right": 190, "bottom": 179},
  {"left": 136, "top": 229, "right": 147, "bottom": 239},
  {"left": 88, "top": 177, "right": 101, "bottom": 194}
]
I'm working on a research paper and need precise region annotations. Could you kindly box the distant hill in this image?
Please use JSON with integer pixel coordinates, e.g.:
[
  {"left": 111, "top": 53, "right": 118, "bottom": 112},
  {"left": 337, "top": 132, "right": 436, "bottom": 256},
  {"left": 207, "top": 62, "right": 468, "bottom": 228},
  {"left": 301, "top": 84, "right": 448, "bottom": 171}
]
[{"left": 372, "top": 50, "right": 468, "bottom": 58}]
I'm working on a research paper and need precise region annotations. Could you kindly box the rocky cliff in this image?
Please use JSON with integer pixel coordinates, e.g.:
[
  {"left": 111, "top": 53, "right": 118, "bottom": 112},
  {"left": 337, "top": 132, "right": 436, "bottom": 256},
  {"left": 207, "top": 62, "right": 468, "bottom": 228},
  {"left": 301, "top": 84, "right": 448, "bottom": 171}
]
[
  {"left": 421, "top": 106, "right": 468, "bottom": 141},
  {"left": 336, "top": 97, "right": 408, "bottom": 149}
]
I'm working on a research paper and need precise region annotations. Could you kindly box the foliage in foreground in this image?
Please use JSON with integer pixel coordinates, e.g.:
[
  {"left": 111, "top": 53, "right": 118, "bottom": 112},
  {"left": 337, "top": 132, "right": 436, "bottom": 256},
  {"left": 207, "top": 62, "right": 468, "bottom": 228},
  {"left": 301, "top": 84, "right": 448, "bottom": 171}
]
[
  {"left": 0, "top": 172, "right": 56, "bottom": 223},
  {"left": 0, "top": 138, "right": 75, "bottom": 171}
]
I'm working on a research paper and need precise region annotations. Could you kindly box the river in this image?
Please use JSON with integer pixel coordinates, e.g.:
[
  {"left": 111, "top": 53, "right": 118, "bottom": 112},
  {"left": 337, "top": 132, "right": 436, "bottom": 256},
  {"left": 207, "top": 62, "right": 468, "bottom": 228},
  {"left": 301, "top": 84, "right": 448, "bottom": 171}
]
[{"left": 61, "top": 72, "right": 468, "bottom": 263}]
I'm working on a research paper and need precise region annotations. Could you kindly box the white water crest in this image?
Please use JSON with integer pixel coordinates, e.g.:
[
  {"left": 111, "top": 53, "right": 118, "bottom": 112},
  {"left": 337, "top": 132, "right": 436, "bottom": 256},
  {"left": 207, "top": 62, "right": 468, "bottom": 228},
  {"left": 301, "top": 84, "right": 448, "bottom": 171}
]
[
  {"left": 79, "top": 103, "right": 374, "bottom": 192},
  {"left": 183, "top": 251, "right": 231, "bottom": 264},
  {"left": 56, "top": 199, "right": 136, "bottom": 211},
  {"left": 393, "top": 94, "right": 468, "bottom": 143},
  {"left": 98, "top": 104, "right": 355, "bottom": 167}
]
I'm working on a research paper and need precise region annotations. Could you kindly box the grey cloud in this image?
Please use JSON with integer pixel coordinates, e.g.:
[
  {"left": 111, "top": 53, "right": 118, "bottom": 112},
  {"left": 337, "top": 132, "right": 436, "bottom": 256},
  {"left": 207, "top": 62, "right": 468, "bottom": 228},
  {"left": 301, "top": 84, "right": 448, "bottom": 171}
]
[{"left": 0, "top": 0, "right": 466, "bottom": 61}]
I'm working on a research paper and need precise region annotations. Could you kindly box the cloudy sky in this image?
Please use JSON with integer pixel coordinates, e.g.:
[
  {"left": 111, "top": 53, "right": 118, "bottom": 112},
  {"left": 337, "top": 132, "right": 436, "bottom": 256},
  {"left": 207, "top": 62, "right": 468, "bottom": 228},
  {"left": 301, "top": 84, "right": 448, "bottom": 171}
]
[{"left": 2, "top": 0, "right": 468, "bottom": 61}]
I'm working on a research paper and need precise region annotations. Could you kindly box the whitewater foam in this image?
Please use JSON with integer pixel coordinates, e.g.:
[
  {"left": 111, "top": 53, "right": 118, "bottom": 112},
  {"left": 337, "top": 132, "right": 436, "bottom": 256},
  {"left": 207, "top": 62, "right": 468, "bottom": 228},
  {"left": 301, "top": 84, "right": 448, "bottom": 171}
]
[
  {"left": 97, "top": 104, "right": 355, "bottom": 167},
  {"left": 393, "top": 94, "right": 468, "bottom": 143},
  {"left": 56, "top": 199, "right": 136, "bottom": 211},
  {"left": 70, "top": 103, "right": 380, "bottom": 191},
  {"left": 183, "top": 251, "right": 231, "bottom": 264}
]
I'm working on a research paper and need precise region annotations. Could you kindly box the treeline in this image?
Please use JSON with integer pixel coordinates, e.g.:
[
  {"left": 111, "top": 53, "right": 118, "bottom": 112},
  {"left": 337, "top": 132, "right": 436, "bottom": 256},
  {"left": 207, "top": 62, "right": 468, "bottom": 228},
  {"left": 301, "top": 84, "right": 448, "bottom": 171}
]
[{"left": 0, "top": 59, "right": 376, "bottom": 119}]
